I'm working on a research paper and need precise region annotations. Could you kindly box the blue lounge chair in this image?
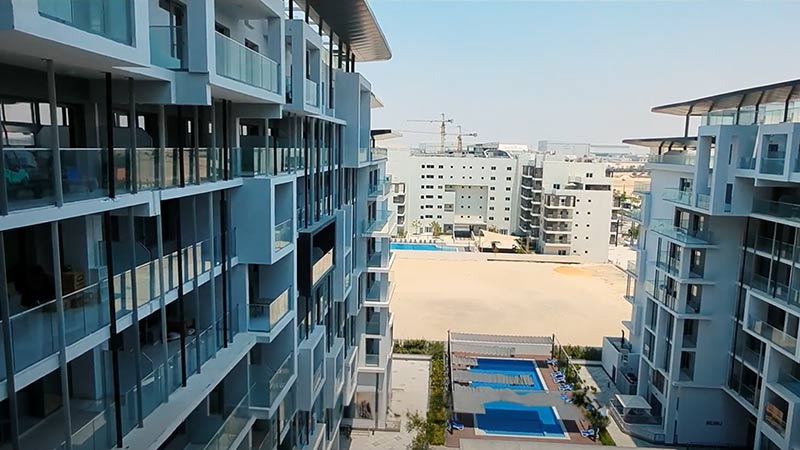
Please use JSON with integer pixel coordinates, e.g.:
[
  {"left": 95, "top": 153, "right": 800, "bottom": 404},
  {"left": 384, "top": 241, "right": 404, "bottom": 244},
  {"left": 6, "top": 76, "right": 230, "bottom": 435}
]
[
  {"left": 546, "top": 358, "right": 556, "bottom": 365},
  {"left": 550, "top": 371, "right": 564, "bottom": 377},
  {"left": 559, "top": 393, "right": 573, "bottom": 404},
  {"left": 446, "top": 419, "right": 464, "bottom": 432},
  {"left": 580, "top": 429, "right": 596, "bottom": 437},
  {"left": 559, "top": 384, "right": 573, "bottom": 391}
]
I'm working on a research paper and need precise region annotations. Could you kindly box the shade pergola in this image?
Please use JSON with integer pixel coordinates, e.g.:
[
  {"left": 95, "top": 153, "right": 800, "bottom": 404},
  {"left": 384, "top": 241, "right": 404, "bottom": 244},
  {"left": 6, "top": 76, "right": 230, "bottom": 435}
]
[
  {"left": 614, "top": 394, "right": 651, "bottom": 412},
  {"left": 652, "top": 78, "right": 800, "bottom": 116}
]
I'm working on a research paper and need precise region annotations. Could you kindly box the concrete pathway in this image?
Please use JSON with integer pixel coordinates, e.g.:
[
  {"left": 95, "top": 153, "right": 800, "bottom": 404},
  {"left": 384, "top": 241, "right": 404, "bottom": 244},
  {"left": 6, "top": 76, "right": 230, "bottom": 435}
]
[{"left": 346, "top": 356, "right": 431, "bottom": 450}]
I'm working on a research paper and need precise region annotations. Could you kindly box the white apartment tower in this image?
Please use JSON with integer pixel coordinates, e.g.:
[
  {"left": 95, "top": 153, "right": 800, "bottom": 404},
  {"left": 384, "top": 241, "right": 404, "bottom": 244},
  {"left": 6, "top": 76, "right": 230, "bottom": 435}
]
[
  {"left": 605, "top": 79, "right": 800, "bottom": 450},
  {"left": 386, "top": 144, "right": 519, "bottom": 236},
  {"left": 0, "top": 2, "right": 395, "bottom": 450},
  {"left": 518, "top": 159, "right": 614, "bottom": 263}
]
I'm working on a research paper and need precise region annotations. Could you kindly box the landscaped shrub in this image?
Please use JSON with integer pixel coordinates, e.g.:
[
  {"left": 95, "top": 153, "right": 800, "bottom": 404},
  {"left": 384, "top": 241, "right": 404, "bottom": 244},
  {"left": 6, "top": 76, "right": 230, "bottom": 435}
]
[{"left": 562, "top": 345, "right": 602, "bottom": 361}]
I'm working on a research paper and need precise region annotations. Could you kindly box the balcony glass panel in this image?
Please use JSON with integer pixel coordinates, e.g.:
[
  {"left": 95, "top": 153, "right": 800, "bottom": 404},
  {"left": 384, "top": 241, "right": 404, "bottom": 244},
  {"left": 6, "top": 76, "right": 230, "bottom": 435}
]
[
  {"left": 61, "top": 148, "right": 108, "bottom": 202},
  {"left": 136, "top": 148, "right": 160, "bottom": 190},
  {"left": 305, "top": 79, "right": 319, "bottom": 107},
  {"left": 249, "top": 288, "right": 291, "bottom": 333},
  {"left": 275, "top": 218, "right": 292, "bottom": 251},
  {"left": 149, "top": 25, "right": 185, "bottom": 69},
  {"left": 748, "top": 318, "right": 798, "bottom": 354},
  {"left": 362, "top": 210, "right": 395, "bottom": 234},
  {"left": 365, "top": 354, "right": 379, "bottom": 366},
  {"left": 10, "top": 300, "right": 58, "bottom": 371},
  {"left": 38, "top": 0, "right": 133, "bottom": 45},
  {"left": 647, "top": 152, "right": 696, "bottom": 165},
  {"left": 64, "top": 282, "right": 110, "bottom": 346},
  {"left": 312, "top": 250, "right": 334, "bottom": 285},
  {"left": 650, "top": 219, "right": 713, "bottom": 246},
  {"left": 215, "top": 32, "right": 280, "bottom": 92},
  {"left": 752, "top": 199, "right": 800, "bottom": 224},
  {"left": 250, "top": 353, "right": 294, "bottom": 409},
  {"left": 739, "top": 156, "right": 756, "bottom": 170},
  {"left": 662, "top": 188, "right": 692, "bottom": 206},
  {"left": 760, "top": 157, "right": 786, "bottom": 175},
  {"left": 5, "top": 147, "right": 55, "bottom": 211}
]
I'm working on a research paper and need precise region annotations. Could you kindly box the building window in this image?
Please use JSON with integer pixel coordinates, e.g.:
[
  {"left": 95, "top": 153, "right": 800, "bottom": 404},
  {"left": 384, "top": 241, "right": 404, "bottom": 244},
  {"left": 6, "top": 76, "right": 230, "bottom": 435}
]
[
  {"left": 491, "top": 166, "right": 496, "bottom": 170},
  {"left": 490, "top": 176, "right": 496, "bottom": 181},
  {"left": 506, "top": 177, "right": 511, "bottom": 181}
]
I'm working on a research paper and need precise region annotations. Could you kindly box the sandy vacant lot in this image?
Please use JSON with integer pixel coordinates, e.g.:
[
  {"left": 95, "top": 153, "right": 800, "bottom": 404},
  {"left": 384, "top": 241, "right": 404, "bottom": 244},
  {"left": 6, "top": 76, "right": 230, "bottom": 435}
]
[{"left": 390, "top": 252, "right": 631, "bottom": 346}]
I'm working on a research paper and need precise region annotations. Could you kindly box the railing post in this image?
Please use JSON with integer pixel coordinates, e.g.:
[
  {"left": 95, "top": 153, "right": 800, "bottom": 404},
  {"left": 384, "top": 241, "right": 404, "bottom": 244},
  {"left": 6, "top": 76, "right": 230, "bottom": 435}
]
[
  {"left": 128, "top": 78, "right": 138, "bottom": 193},
  {"left": 47, "top": 60, "right": 63, "bottom": 206}
]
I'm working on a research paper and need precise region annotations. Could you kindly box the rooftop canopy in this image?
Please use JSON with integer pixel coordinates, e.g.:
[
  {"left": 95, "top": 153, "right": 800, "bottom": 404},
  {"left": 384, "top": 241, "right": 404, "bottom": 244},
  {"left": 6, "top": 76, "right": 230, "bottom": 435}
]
[
  {"left": 652, "top": 78, "right": 800, "bottom": 116},
  {"left": 622, "top": 137, "right": 698, "bottom": 150},
  {"left": 296, "top": 0, "right": 392, "bottom": 62},
  {"left": 615, "top": 394, "right": 650, "bottom": 411}
]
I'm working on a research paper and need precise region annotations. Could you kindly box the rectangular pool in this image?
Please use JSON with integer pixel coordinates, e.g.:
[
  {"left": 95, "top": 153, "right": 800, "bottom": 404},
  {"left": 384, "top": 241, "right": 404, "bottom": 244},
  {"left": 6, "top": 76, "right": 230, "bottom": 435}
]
[
  {"left": 390, "top": 243, "right": 458, "bottom": 252},
  {"left": 469, "top": 358, "right": 545, "bottom": 391},
  {"left": 476, "top": 402, "right": 566, "bottom": 438}
]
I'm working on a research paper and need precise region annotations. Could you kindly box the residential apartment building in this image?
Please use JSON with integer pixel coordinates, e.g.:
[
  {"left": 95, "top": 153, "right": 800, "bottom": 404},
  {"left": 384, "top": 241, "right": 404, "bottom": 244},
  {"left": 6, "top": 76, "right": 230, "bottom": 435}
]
[
  {"left": 0, "top": 2, "right": 394, "bottom": 450},
  {"left": 390, "top": 181, "right": 406, "bottom": 236},
  {"left": 606, "top": 79, "right": 800, "bottom": 450},
  {"left": 386, "top": 144, "right": 519, "bottom": 236},
  {"left": 518, "top": 159, "right": 614, "bottom": 263}
]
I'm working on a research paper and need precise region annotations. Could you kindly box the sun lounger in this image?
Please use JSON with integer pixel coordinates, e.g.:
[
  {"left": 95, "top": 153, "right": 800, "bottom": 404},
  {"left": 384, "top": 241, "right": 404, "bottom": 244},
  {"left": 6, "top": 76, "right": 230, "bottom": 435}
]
[
  {"left": 559, "top": 384, "right": 573, "bottom": 391},
  {"left": 446, "top": 419, "right": 465, "bottom": 431},
  {"left": 580, "top": 429, "right": 596, "bottom": 437},
  {"left": 550, "top": 371, "right": 564, "bottom": 377},
  {"left": 559, "top": 393, "right": 573, "bottom": 404},
  {"left": 546, "top": 358, "right": 556, "bottom": 365}
]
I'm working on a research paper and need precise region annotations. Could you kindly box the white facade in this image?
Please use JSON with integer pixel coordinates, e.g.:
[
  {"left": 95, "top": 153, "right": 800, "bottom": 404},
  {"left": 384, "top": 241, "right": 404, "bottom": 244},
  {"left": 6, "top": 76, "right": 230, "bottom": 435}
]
[
  {"left": 386, "top": 145, "right": 519, "bottom": 235},
  {"left": 610, "top": 80, "right": 800, "bottom": 450},
  {"left": 0, "top": 1, "right": 394, "bottom": 450},
  {"left": 518, "top": 159, "right": 614, "bottom": 263}
]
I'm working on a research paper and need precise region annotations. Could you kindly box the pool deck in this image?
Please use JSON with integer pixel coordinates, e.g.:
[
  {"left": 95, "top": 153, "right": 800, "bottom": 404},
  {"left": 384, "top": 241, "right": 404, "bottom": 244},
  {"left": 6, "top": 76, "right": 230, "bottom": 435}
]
[{"left": 447, "top": 353, "right": 600, "bottom": 448}]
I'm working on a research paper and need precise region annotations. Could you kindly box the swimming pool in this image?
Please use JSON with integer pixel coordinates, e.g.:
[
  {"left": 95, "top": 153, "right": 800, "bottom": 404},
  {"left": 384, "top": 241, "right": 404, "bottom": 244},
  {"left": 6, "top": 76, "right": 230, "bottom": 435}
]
[
  {"left": 469, "top": 358, "right": 545, "bottom": 391},
  {"left": 390, "top": 243, "right": 458, "bottom": 251},
  {"left": 475, "top": 402, "right": 565, "bottom": 438}
]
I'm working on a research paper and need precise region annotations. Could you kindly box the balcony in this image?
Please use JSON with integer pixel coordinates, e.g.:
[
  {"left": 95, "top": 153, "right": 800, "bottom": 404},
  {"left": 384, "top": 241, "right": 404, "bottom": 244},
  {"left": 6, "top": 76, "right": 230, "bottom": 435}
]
[
  {"left": 621, "top": 208, "right": 642, "bottom": 222},
  {"left": 760, "top": 156, "right": 786, "bottom": 175},
  {"left": 626, "top": 260, "right": 638, "bottom": 278},
  {"left": 365, "top": 354, "right": 380, "bottom": 367},
  {"left": 739, "top": 156, "right": 757, "bottom": 170},
  {"left": 696, "top": 193, "right": 711, "bottom": 210},
  {"left": 365, "top": 317, "right": 381, "bottom": 335},
  {"left": 215, "top": 32, "right": 280, "bottom": 93},
  {"left": 305, "top": 79, "right": 319, "bottom": 107},
  {"left": 368, "top": 177, "right": 392, "bottom": 198},
  {"left": 663, "top": 188, "right": 692, "bottom": 206},
  {"left": 633, "top": 182, "right": 651, "bottom": 194},
  {"left": 748, "top": 318, "right": 798, "bottom": 355},
  {"left": 249, "top": 288, "right": 291, "bottom": 333},
  {"left": 241, "top": 147, "right": 297, "bottom": 177},
  {"left": 274, "top": 218, "right": 292, "bottom": 252},
  {"left": 647, "top": 152, "right": 696, "bottom": 166},
  {"left": 250, "top": 353, "right": 295, "bottom": 410},
  {"left": 149, "top": 25, "right": 185, "bottom": 69},
  {"left": 650, "top": 219, "right": 714, "bottom": 246},
  {"left": 38, "top": 0, "right": 134, "bottom": 45},
  {"left": 311, "top": 249, "right": 334, "bottom": 286},
  {"left": 362, "top": 210, "right": 395, "bottom": 236},
  {"left": 777, "top": 371, "right": 800, "bottom": 399},
  {"left": 752, "top": 199, "right": 800, "bottom": 225}
]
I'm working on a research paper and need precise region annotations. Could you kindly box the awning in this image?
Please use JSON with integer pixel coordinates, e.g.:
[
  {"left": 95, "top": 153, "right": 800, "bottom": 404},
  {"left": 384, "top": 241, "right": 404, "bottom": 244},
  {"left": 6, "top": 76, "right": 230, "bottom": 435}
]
[
  {"left": 652, "top": 78, "right": 800, "bottom": 116},
  {"left": 615, "top": 394, "right": 650, "bottom": 410},
  {"left": 622, "top": 137, "right": 698, "bottom": 149},
  {"left": 295, "top": 0, "right": 392, "bottom": 62}
]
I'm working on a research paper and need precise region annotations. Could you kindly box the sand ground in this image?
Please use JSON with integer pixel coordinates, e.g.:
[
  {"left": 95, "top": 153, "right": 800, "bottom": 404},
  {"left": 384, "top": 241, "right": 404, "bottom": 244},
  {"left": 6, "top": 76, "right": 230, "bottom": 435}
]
[{"left": 390, "top": 252, "right": 631, "bottom": 346}]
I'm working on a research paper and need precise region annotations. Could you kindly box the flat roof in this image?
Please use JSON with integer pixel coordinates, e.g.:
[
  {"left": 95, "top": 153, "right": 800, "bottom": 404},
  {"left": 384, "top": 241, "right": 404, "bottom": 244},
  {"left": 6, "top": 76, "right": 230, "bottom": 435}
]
[
  {"left": 615, "top": 394, "right": 650, "bottom": 410},
  {"left": 297, "top": 0, "right": 392, "bottom": 62},
  {"left": 622, "top": 137, "right": 698, "bottom": 149},
  {"left": 652, "top": 78, "right": 800, "bottom": 116}
]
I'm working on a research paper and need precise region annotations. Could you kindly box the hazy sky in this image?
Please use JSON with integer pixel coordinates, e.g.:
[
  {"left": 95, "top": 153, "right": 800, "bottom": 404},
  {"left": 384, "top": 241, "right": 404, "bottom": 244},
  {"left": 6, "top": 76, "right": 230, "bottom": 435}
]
[{"left": 357, "top": 1, "right": 800, "bottom": 148}]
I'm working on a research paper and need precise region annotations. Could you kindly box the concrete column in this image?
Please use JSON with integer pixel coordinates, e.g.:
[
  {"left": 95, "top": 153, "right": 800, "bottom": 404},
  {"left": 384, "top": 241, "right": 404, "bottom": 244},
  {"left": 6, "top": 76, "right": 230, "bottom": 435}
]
[
  {"left": 156, "top": 214, "right": 170, "bottom": 400},
  {"left": 51, "top": 222, "right": 72, "bottom": 448},
  {"left": 207, "top": 193, "right": 218, "bottom": 352},
  {"left": 128, "top": 78, "right": 138, "bottom": 193},
  {"left": 157, "top": 105, "right": 166, "bottom": 188},
  {"left": 0, "top": 233, "right": 19, "bottom": 449},
  {"left": 47, "top": 60, "right": 63, "bottom": 206},
  {"left": 126, "top": 210, "right": 144, "bottom": 427}
]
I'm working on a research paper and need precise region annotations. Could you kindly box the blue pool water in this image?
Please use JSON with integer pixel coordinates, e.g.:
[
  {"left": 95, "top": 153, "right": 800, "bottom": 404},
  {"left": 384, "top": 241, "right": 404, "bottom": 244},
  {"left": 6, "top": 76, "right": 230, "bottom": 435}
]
[
  {"left": 476, "top": 402, "right": 564, "bottom": 437},
  {"left": 470, "top": 358, "right": 545, "bottom": 391},
  {"left": 390, "top": 243, "right": 458, "bottom": 251}
]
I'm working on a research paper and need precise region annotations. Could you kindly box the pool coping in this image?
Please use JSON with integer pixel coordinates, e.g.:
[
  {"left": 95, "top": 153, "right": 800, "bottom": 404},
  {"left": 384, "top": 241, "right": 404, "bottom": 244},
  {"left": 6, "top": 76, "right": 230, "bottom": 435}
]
[
  {"left": 469, "top": 356, "right": 548, "bottom": 393},
  {"left": 472, "top": 405, "right": 571, "bottom": 440}
]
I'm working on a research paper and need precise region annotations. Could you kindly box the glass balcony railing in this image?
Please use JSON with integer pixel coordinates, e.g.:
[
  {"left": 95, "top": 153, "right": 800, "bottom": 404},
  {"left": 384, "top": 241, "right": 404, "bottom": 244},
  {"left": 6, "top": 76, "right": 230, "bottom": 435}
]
[
  {"left": 648, "top": 152, "right": 696, "bottom": 166},
  {"left": 61, "top": 148, "right": 109, "bottom": 202},
  {"left": 365, "top": 354, "right": 380, "bottom": 367},
  {"left": 149, "top": 25, "right": 185, "bottom": 69},
  {"left": 372, "top": 148, "right": 388, "bottom": 161},
  {"left": 752, "top": 199, "right": 800, "bottom": 224},
  {"left": 748, "top": 318, "right": 798, "bottom": 354},
  {"left": 203, "top": 388, "right": 254, "bottom": 450},
  {"left": 305, "top": 79, "right": 319, "bottom": 107},
  {"left": 760, "top": 156, "right": 786, "bottom": 175},
  {"left": 650, "top": 219, "right": 714, "bottom": 246},
  {"left": 368, "top": 178, "right": 392, "bottom": 197},
  {"left": 739, "top": 156, "right": 756, "bottom": 170},
  {"left": 250, "top": 352, "right": 294, "bottom": 409},
  {"left": 4, "top": 147, "right": 55, "bottom": 211},
  {"left": 696, "top": 193, "right": 711, "bottom": 210},
  {"left": 365, "top": 318, "right": 380, "bottom": 335},
  {"left": 274, "top": 218, "right": 292, "bottom": 251},
  {"left": 249, "top": 288, "right": 291, "bottom": 333},
  {"left": 313, "top": 361, "right": 324, "bottom": 392},
  {"left": 633, "top": 181, "right": 650, "bottom": 194},
  {"left": 626, "top": 260, "right": 638, "bottom": 277},
  {"left": 358, "top": 147, "right": 369, "bottom": 163},
  {"left": 621, "top": 208, "right": 642, "bottom": 221},
  {"left": 663, "top": 188, "right": 692, "bottom": 206},
  {"left": 311, "top": 249, "right": 334, "bottom": 285},
  {"left": 362, "top": 210, "right": 395, "bottom": 235},
  {"left": 38, "top": 0, "right": 134, "bottom": 45},
  {"left": 215, "top": 32, "right": 280, "bottom": 93},
  {"left": 777, "top": 371, "right": 800, "bottom": 398}
]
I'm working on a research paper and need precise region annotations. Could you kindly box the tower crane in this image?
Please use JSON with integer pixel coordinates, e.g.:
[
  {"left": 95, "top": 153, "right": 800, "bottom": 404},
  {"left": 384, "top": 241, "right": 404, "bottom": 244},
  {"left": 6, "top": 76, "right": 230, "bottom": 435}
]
[
  {"left": 454, "top": 125, "right": 477, "bottom": 153},
  {"left": 396, "top": 125, "right": 478, "bottom": 153},
  {"left": 408, "top": 113, "right": 453, "bottom": 152}
]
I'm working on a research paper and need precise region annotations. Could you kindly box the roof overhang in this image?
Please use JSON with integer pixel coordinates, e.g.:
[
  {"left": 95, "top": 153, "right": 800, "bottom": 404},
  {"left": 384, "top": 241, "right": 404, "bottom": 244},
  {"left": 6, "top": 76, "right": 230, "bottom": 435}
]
[
  {"left": 371, "top": 129, "right": 402, "bottom": 140},
  {"left": 296, "top": 0, "right": 392, "bottom": 62},
  {"left": 652, "top": 78, "right": 800, "bottom": 116},
  {"left": 622, "top": 137, "right": 698, "bottom": 149}
]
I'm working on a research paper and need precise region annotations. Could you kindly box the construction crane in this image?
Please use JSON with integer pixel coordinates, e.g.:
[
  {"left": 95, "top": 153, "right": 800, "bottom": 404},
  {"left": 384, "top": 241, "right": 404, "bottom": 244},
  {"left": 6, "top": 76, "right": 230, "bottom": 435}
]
[
  {"left": 396, "top": 125, "right": 478, "bottom": 153},
  {"left": 408, "top": 113, "right": 453, "bottom": 152}
]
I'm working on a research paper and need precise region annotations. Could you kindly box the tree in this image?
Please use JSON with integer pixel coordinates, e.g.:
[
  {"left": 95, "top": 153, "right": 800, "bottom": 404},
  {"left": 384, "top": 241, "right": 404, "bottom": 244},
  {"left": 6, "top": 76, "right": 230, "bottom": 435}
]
[
  {"left": 406, "top": 412, "right": 431, "bottom": 450},
  {"left": 411, "top": 220, "right": 422, "bottom": 235},
  {"left": 628, "top": 224, "right": 640, "bottom": 240},
  {"left": 431, "top": 221, "right": 442, "bottom": 236}
]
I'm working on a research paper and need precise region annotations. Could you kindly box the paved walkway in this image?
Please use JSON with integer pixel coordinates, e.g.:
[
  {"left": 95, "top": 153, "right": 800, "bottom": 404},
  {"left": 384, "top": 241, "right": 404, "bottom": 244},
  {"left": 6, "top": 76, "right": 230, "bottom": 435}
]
[
  {"left": 346, "top": 357, "right": 431, "bottom": 450},
  {"left": 577, "top": 364, "right": 652, "bottom": 448}
]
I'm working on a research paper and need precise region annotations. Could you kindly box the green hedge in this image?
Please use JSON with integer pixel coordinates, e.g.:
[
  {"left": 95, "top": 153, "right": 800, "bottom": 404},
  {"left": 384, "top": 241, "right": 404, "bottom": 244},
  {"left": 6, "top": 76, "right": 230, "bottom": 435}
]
[
  {"left": 599, "top": 428, "right": 616, "bottom": 446},
  {"left": 426, "top": 342, "right": 447, "bottom": 445},
  {"left": 562, "top": 345, "right": 602, "bottom": 361}
]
